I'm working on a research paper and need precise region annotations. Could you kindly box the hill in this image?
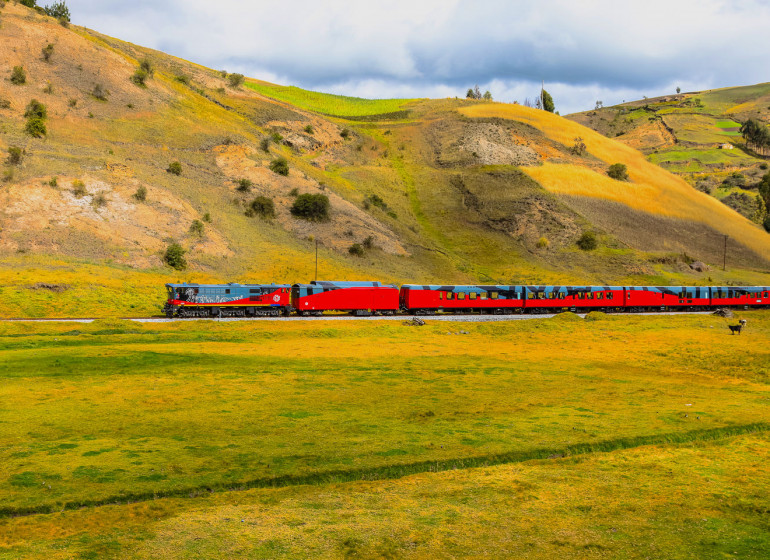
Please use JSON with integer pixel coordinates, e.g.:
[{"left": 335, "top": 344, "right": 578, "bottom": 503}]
[
  {"left": 567, "top": 83, "right": 770, "bottom": 224},
  {"left": 1, "top": 1, "right": 769, "bottom": 317}
]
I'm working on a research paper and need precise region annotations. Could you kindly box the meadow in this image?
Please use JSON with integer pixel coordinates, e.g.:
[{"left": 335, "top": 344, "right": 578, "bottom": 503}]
[
  {"left": 1, "top": 312, "right": 769, "bottom": 558},
  {"left": 243, "top": 81, "right": 416, "bottom": 118}
]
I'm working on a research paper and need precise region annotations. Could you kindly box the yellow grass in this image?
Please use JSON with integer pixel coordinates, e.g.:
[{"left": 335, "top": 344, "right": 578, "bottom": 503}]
[{"left": 460, "top": 104, "right": 770, "bottom": 262}]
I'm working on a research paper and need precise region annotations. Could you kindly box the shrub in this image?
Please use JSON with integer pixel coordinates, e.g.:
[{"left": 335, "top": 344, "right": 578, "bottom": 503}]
[
  {"left": 760, "top": 162, "right": 768, "bottom": 170},
  {"left": 164, "top": 242, "right": 186, "bottom": 270},
  {"left": 577, "top": 231, "right": 598, "bottom": 251},
  {"left": 139, "top": 58, "right": 153, "bottom": 76},
  {"left": 131, "top": 68, "right": 148, "bottom": 87},
  {"left": 2, "top": 167, "right": 14, "bottom": 183},
  {"left": 570, "top": 137, "right": 586, "bottom": 156},
  {"left": 68, "top": 98, "right": 77, "bottom": 107},
  {"left": 289, "top": 187, "right": 299, "bottom": 197},
  {"left": 20, "top": 0, "right": 37, "bottom": 7},
  {"left": 227, "top": 73, "right": 244, "bottom": 88},
  {"left": 364, "top": 194, "right": 387, "bottom": 209},
  {"left": 348, "top": 243, "right": 364, "bottom": 257},
  {"left": 167, "top": 161, "right": 182, "bottom": 175},
  {"left": 536, "top": 236, "right": 549, "bottom": 249},
  {"left": 764, "top": 215, "right": 770, "bottom": 233},
  {"left": 42, "top": 1, "right": 69, "bottom": 21},
  {"left": 41, "top": 43, "right": 54, "bottom": 62},
  {"left": 248, "top": 196, "right": 275, "bottom": 219},
  {"left": 269, "top": 157, "right": 289, "bottom": 176},
  {"left": 43, "top": 81, "right": 53, "bottom": 94},
  {"left": 236, "top": 178, "right": 252, "bottom": 192},
  {"left": 607, "top": 163, "right": 629, "bottom": 181},
  {"left": 71, "top": 179, "right": 86, "bottom": 197},
  {"left": 362, "top": 235, "right": 374, "bottom": 250},
  {"left": 340, "top": 128, "right": 350, "bottom": 139},
  {"left": 48, "top": 176, "right": 57, "bottom": 187},
  {"left": 133, "top": 185, "right": 147, "bottom": 202},
  {"left": 189, "top": 219, "right": 204, "bottom": 236},
  {"left": 92, "top": 192, "right": 107, "bottom": 209},
  {"left": 260, "top": 137, "right": 270, "bottom": 152},
  {"left": 0, "top": 98, "right": 10, "bottom": 109},
  {"left": 202, "top": 212, "right": 211, "bottom": 223},
  {"left": 270, "top": 131, "right": 283, "bottom": 144},
  {"left": 304, "top": 124, "right": 314, "bottom": 134},
  {"left": 91, "top": 83, "right": 109, "bottom": 101},
  {"left": 174, "top": 74, "right": 189, "bottom": 85},
  {"left": 25, "top": 117, "right": 46, "bottom": 137},
  {"left": 291, "top": 193, "right": 330, "bottom": 221},
  {"left": 24, "top": 99, "right": 47, "bottom": 119},
  {"left": 10, "top": 66, "right": 26, "bottom": 85},
  {"left": 7, "top": 146, "right": 23, "bottom": 165}
]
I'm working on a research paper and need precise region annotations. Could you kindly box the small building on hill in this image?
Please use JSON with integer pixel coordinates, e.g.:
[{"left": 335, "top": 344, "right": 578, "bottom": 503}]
[{"left": 718, "top": 143, "right": 734, "bottom": 150}]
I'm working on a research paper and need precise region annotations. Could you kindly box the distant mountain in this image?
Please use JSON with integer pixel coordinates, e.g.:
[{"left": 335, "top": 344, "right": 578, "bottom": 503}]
[{"left": 0, "top": 2, "right": 767, "bottom": 316}]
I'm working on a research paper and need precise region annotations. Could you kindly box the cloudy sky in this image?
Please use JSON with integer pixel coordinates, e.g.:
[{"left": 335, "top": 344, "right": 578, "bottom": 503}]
[{"left": 66, "top": 0, "right": 770, "bottom": 114}]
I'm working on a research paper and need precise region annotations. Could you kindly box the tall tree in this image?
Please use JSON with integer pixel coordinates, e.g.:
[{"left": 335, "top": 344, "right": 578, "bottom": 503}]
[{"left": 541, "top": 89, "right": 555, "bottom": 112}]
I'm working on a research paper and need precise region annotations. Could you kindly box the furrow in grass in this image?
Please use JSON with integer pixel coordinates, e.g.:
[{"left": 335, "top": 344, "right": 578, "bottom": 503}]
[{"left": 1, "top": 422, "right": 766, "bottom": 519}]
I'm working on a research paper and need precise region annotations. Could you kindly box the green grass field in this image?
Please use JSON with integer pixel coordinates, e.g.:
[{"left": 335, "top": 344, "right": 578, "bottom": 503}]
[
  {"left": 1, "top": 312, "right": 769, "bottom": 558},
  {"left": 244, "top": 81, "right": 416, "bottom": 118}
]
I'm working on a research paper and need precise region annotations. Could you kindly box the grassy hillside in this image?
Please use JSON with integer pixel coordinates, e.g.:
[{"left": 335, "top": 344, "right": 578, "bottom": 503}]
[
  {"left": 567, "top": 83, "right": 770, "bottom": 223},
  {"left": 1, "top": 1, "right": 769, "bottom": 319}
]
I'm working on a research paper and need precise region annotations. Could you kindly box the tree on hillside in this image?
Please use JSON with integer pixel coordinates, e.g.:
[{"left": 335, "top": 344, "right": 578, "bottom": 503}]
[
  {"left": 164, "top": 242, "right": 186, "bottom": 270},
  {"left": 740, "top": 118, "right": 770, "bottom": 156},
  {"left": 483, "top": 90, "right": 492, "bottom": 101},
  {"left": 676, "top": 86, "right": 681, "bottom": 94},
  {"left": 227, "top": 73, "right": 245, "bottom": 88},
  {"left": 607, "top": 163, "right": 629, "bottom": 181},
  {"left": 759, "top": 172, "right": 770, "bottom": 213},
  {"left": 466, "top": 88, "right": 475, "bottom": 99},
  {"left": 541, "top": 89, "right": 555, "bottom": 112},
  {"left": 43, "top": 1, "right": 70, "bottom": 22}
]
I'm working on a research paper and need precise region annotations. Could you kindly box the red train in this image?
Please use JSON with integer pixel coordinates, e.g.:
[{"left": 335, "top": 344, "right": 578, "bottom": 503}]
[{"left": 163, "top": 282, "right": 770, "bottom": 318}]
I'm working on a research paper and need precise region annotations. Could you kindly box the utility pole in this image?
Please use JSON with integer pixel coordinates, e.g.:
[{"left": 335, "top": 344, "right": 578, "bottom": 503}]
[
  {"left": 723, "top": 235, "right": 728, "bottom": 271},
  {"left": 315, "top": 238, "right": 318, "bottom": 281}
]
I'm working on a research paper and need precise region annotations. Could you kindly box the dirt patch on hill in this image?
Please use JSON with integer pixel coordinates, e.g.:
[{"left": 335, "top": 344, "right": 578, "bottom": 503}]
[
  {"left": 0, "top": 176, "right": 232, "bottom": 267},
  {"left": 214, "top": 145, "right": 408, "bottom": 256},
  {"left": 616, "top": 121, "right": 675, "bottom": 152}
]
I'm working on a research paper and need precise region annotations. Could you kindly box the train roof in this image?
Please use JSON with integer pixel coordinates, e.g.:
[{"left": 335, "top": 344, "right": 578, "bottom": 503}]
[{"left": 165, "top": 283, "right": 291, "bottom": 288}]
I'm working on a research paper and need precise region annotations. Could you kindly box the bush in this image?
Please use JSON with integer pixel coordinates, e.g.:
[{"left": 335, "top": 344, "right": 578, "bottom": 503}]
[
  {"left": 607, "top": 163, "right": 629, "bottom": 181},
  {"left": 164, "top": 242, "right": 186, "bottom": 270},
  {"left": 291, "top": 193, "right": 330, "bottom": 221},
  {"left": 48, "top": 176, "right": 57, "bottom": 187},
  {"left": 304, "top": 124, "right": 314, "bottom": 134},
  {"left": 270, "top": 131, "right": 283, "bottom": 144},
  {"left": 2, "top": 168, "right": 14, "bottom": 183},
  {"left": 260, "top": 137, "right": 270, "bottom": 153},
  {"left": 570, "top": 137, "right": 586, "bottom": 156},
  {"left": 236, "top": 178, "right": 252, "bottom": 192},
  {"left": 536, "top": 236, "right": 549, "bottom": 249},
  {"left": 25, "top": 117, "right": 46, "bottom": 137},
  {"left": 189, "top": 219, "right": 204, "bottom": 236},
  {"left": 72, "top": 179, "right": 86, "bottom": 197},
  {"left": 167, "top": 161, "right": 182, "bottom": 175},
  {"left": 348, "top": 243, "right": 364, "bottom": 257},
  {"left": 289, "top": 187, "right": 299, "bottom": 197},
  {"left": 247, "top": 196, "right": 275, "bottom": 219},
  {"left": 133, "top": 185, "right": 147, "bottom": 202},
  {"left": 269, "top": 157, "right": 289, "bottom": 176},
  {"left": 7, "top": 146, "right": 23, "bottom": 165},
  {"left": 131, "top": 68, "right": 148, "bottom": 87},
  {"left": 42, "top": 1, "right": 69, "bottom": 21},
  {"left": 41, "top": 43, "right": 54, "bottom": 62},
  {"left": 0, "top": 98, "right": 10, "bottom": 109},
  {"left": 20, "top": 0, "right": 37, "bottom": 7},
  {"left": 760, "top": 162, "right": 768, "bottom": 170},
  {"left": 24, "top": 99, "right": 47, "bottom": 119},
  {"left": 577, "top": 231, "right": 598, "bottom": 251},
  {"left": 68, "top": 98, "right": 77, "bottom": 107},
  {"left": 227, "top": 73, "right": 244, "bottom": 88},
  {"left": 174, "top": 74, "right": 189, "bottom": 85},
  {"left": 764, "top": 215, "right": 770, "bottom": 233},
  {"left": 91, "top": 83, "right": 109, "bottom": 101},
  {"left": 340, "top": 128, "right": 350, "bottom": 139},
  {"left": 202, "top": 212, "right": 211, "bottom": 223},
  {"left": 362, "top": 235, "right": 374, "bottom": 250},
  {"left": 43, "top": 81, "right": 54, "bottom": 94},
  {"left": 10, "top": 66, "right": 26, "bottom": 85},
  {"left": 92, "top": 192, "right": 107, "bottom": 209}
]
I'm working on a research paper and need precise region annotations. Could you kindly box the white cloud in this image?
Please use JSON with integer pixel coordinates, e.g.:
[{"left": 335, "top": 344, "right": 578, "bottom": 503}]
[{"left": 66, "top": 0, "right": 770, "bottom": 113}]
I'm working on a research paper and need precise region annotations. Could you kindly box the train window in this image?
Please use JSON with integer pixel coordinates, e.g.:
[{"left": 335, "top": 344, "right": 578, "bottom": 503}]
[
  {"left": 538, "top": 292, "right": 545, "bottom": 299},
  {"left": 250, "top": 289, "right": 260, "bottom": 294},
  {"left": 558, "top": 292, "right": 565, "bottom": 300},
  {"left": 586, "top": 292, "right": 594, "bottom": 300},
  {"left": 480, "top": 292, "right": 487, "bottom": 299},
  {"left": 447, "top": 292, "right": 454, "bottom": 300},
  {"left": 226, "top": 289, "right": 231, "bottom": 294},
  {"left": 439, "top": 291, "right": 443, "bottom": 300},
  {"left": 764, "top": 292, "right": 769, "bottom": 298},
  {"left": 548, "top": 292, "right": 556, "bottom": 299},
  {"left": 458, "top": 292, "right": 466, "bottom": 300},
  {"left": 528, "top": 292, "right": 536, "bottom": 300},
  {"left": 596, "top": 292, "right": 603, "bottom": 300},
  {"left": 470, "top": 292, "right": 477, "bottom": 300},
  {"left": 490, "top": 292, "right": 499, "bottom": 299},
  {"left": 607, "top": 292, "right": 613, "bottom": 300},
  {"left": 577, "top": 292, "right": 584, "bottom": 300}
]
